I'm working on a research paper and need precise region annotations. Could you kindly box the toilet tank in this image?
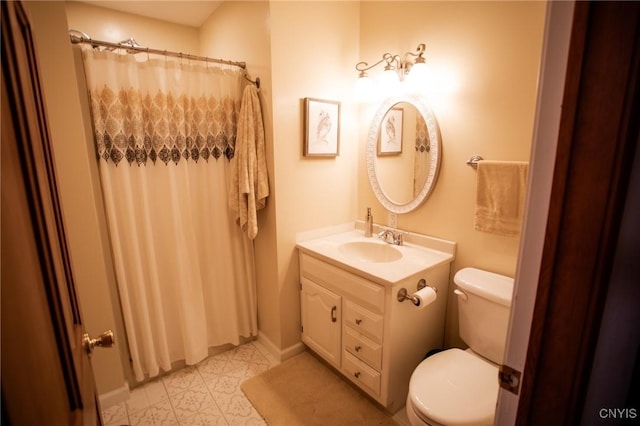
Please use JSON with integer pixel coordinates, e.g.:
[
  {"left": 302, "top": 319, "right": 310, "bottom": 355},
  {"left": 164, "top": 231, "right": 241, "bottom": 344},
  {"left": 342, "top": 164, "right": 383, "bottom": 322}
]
[{"left": 454, "top": 268, "right": 514, "bottom": 364}]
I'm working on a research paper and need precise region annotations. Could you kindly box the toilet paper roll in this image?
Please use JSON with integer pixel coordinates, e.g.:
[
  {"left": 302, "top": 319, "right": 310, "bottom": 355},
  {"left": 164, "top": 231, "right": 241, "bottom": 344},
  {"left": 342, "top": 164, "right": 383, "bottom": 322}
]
[{"left": 412, "top": 286, "right": 437, "bottom": 310}]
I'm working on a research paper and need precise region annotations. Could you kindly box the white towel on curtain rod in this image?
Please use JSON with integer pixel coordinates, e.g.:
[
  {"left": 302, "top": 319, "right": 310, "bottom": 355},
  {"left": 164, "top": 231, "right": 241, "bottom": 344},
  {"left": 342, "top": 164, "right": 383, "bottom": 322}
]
[{"left": 80, "top": 48, "right": 258, "bottom": 381}]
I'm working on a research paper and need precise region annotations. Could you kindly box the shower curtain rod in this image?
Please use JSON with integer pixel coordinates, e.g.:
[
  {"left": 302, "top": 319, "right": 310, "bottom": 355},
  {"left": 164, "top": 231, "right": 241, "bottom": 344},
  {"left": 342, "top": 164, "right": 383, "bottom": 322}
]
[{"left": 69, "top": 30, "right": 260, "bottom": 88}]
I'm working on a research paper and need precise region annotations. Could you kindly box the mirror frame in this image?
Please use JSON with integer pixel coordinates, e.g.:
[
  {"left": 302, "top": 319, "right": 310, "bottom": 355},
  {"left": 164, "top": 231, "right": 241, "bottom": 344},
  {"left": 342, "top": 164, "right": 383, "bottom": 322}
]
[{"left": 366, "top": 94, "right": 442, "bottom": 214}]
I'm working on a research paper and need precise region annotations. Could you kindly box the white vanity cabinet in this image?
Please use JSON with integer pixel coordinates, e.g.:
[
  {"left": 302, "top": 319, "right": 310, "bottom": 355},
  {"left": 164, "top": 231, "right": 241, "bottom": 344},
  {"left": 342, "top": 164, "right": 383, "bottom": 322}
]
[{"left": 298, "top": 249, "right": 452, "bottom": 414}]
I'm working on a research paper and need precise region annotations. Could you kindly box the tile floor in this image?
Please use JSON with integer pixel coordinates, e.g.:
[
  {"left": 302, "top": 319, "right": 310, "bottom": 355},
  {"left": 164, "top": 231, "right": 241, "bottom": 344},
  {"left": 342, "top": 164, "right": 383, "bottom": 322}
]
[
  {"left": 101, "top": 341, "right": 410, "bottom": 426},
  {"left": 101, "top": 341, "right": 277, "bottom": 426}
]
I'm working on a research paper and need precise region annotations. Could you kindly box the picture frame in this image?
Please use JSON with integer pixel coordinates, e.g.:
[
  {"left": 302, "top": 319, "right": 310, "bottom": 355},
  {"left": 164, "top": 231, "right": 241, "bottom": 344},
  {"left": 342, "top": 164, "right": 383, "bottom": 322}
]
[
  {"left": 377, "top": 107, "right": 404, "bottom": 156},
  {"left": 304, "top": 98, "right": 341, "bottom": 157}
]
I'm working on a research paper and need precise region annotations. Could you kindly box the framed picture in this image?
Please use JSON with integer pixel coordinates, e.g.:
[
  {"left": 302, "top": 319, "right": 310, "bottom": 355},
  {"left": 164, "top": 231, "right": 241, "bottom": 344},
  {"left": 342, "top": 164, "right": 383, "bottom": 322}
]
[
  {"left": 377, "top": 107, "right": 403, "bottom": 156},
  {"left": 304, "top": 98, "right": 340, "bottom": 157}
]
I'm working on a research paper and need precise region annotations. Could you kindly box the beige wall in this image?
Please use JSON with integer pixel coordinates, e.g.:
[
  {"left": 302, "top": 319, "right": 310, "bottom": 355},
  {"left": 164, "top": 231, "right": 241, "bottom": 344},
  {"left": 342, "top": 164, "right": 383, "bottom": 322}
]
[
  {"left": 65, "top": 2, "right": 198, "bottom": 51},
  {"left": 23, "top": 1, "right": 127, "bottom": 394},
  {"left": 358, "top": 1, "right": 546, "bottom": 347},
  {"left": 269, "top": 1, "right": 361, "bottom": 350}
]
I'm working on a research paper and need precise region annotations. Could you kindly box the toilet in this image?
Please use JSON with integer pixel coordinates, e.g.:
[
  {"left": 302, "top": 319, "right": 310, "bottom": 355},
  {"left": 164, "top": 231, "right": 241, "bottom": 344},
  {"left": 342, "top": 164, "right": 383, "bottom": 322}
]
[{"left": 406, "top": 267, "right": 514, "bottom": 426}]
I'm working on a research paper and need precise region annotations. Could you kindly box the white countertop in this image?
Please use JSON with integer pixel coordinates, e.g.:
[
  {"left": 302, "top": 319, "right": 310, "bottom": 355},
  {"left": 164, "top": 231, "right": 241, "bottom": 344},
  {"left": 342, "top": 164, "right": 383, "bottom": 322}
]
[{"left": 296, "top": 226, "right": 455, "bottom": 285}]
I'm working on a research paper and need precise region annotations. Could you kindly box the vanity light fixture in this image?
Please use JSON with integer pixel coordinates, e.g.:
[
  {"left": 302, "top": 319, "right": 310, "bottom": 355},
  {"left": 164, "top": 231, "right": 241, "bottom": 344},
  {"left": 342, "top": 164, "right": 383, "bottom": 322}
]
[{"left": 356, "top": 43, "right": 429, "bottom": 88}]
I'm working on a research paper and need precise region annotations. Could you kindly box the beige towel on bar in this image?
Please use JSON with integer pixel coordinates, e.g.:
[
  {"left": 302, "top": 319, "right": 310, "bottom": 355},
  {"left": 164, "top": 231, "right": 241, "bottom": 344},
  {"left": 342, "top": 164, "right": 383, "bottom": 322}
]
[
  {"left": 474, "top": 160, "right": 528, "bottom": 237},
  {"left": 230, "top": 85, "right": 269, "bottom": 240}
]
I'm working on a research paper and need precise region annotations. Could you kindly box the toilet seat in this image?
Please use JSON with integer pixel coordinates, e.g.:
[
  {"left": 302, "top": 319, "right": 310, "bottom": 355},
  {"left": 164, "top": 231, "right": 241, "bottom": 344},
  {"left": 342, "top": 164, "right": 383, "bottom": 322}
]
[{"left": 408, "top": 348, "right": 499, "bottom": 426}]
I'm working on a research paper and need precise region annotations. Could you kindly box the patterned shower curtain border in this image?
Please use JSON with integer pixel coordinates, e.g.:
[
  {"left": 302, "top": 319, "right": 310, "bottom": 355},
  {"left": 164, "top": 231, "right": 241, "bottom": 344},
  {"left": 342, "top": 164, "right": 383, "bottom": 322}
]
[
  {"left": 96, "top": 131, "right": 237, "bottom": 166},
  {"left": 91, "top": 86, "right": 241, "bottom": 166}
]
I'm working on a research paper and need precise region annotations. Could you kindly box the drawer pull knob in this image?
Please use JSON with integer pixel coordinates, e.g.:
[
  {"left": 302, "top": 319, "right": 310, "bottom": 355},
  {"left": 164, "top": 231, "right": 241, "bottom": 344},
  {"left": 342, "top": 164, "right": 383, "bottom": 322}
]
[
  {"left": 355, "top": 345, "right": 362, "bottom": 352},
  {"left": 354, "top": 372, "right": 361, "bottom": 378},
  {"left": 355, "top": 318, "right": 362, "bottom": 325},
  {"left": 331, "top": 306, "right": 337, "bottom": 323}
]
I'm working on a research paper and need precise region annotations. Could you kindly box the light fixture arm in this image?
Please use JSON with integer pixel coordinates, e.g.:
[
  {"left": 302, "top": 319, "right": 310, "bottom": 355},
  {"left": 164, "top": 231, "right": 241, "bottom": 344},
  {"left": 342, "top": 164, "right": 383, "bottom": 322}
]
[
  {"left": 355, "top": 54, "right": 393, "bottom": 76},
  {"left": 404, "top": 43, "right": 426, "bottom": 61},
  {"left": 403, "top": 43, "right": 427, "bottom": 67},
  {"left": 355, "top": 43, "right": 427, "bottom": 79}
]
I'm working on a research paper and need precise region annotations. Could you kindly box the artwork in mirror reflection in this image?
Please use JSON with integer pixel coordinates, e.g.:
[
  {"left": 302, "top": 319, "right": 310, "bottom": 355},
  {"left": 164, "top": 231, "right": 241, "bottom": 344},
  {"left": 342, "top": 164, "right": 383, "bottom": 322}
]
[
  {"left": 376, "top": 103, "right": 431, "bottom": 203},
  {"left": 367, "top": 95, "right": 441, "bottom": 214},
  {"left": 378, "top": 107, "right": 404, "bottom": 156}
]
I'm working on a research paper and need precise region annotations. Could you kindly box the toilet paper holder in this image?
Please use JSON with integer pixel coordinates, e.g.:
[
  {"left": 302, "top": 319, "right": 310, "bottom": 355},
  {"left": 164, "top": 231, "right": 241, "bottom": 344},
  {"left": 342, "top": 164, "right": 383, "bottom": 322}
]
[{"left": 397, "top": 279, "right": 437, "bottom": 305}]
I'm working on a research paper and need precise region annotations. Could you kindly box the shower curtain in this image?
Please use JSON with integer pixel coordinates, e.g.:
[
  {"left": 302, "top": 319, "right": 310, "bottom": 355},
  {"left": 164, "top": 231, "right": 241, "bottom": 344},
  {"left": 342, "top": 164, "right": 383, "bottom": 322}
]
[
  {"left": 81, "top": 49, "right": 259, "bottom": 381},
  {"left": 414, "top": 114, "right": 431, "bottom": 197}
]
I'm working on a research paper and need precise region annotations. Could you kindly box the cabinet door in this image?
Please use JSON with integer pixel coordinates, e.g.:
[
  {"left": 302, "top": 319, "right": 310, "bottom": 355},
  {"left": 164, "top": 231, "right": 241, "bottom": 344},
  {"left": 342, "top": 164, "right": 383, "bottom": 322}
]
[{"left": 301, "top": 279, "right": 341, "bottom": 367}]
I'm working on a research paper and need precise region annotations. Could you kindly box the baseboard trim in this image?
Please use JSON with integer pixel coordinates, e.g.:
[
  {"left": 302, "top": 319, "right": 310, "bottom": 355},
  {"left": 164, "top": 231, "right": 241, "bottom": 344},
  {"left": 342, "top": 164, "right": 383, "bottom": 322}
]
[
  {"left": 98, "top": 381, "right": 130, "bottom": 409},
  {"left": 281, "top": 340, "right": 306, "bottom": 361},
  {"left": 256, "top": 332, "right": 306, "bottom": 362}
]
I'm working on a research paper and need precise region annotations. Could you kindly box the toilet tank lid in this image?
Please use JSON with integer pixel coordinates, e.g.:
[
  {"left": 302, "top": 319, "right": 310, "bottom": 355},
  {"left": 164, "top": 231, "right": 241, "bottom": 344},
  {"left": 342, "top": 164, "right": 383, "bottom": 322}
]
[{"left": 454, "top": 267, "right": 514, "bottom": 307}]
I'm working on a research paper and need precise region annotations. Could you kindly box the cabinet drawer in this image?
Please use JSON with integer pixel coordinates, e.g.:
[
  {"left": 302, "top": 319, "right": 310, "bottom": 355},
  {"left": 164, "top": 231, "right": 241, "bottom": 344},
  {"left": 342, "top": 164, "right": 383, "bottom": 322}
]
[
  {"left": 342, "top": 351, "right": 381, "bottom": 397},
  {"left": 343, "top": 325, "right": 382, "bottom": 370},
  {"left": 299, "top": 254, "right": 385, "bottom": 313},
  {"left": 344, "top": 300, "right": 384, "bottom": 343}
]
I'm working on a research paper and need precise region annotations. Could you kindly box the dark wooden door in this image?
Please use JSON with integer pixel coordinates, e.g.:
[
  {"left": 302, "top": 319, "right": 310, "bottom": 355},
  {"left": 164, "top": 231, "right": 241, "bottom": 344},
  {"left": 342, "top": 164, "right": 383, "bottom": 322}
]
[
  {"left": 517, "top": 1, "right": 640, "bottom": 424},
  {"left": 1, "top": 1, "right": 100, "bottom": 424}
]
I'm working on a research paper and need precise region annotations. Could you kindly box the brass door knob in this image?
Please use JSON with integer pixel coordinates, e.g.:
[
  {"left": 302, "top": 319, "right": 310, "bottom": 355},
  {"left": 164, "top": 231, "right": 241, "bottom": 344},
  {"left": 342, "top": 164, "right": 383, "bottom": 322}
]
[{"left": 83, "top": 329, "right": 114, "bottom": 356}]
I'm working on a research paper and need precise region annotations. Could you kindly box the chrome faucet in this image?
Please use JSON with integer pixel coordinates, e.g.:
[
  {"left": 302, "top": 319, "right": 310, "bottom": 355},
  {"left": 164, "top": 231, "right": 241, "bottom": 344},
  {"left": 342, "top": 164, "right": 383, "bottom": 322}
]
[{"left": 378, "top": 228, "right": 404, "bottom": 246}]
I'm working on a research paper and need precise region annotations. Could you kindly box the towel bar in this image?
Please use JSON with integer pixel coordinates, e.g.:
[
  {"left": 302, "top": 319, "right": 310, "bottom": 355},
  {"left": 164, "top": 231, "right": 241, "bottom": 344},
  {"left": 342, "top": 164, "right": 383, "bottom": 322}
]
[{"left": 466, "top": 155, "right": 484, "bottom": 169}]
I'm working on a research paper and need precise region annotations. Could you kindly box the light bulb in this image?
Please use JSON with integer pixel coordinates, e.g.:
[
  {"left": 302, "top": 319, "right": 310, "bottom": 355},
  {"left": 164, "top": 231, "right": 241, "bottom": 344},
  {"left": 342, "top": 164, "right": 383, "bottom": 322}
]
[
  {"left": 355, "top": 75, "right": 374, "bottom": 102},
  {"left": 406, "top": 62, "right": 431, "bottom": 93},
  {"left": 380, "top": 68, "right": 400, "bottom": 96}
]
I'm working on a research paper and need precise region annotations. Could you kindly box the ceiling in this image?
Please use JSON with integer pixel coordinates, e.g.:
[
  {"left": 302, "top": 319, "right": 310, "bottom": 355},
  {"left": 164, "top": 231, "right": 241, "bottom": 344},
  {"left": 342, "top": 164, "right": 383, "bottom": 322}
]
[{"left": 78, "top": 1, "right": 223, "bottom": 28}]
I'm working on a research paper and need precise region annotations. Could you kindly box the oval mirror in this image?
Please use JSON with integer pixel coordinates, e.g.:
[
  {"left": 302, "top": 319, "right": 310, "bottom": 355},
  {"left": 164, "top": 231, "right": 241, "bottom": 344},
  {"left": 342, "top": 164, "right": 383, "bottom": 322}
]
[{"left": 366, "top": 94, "right": 442, "bottom": 214}]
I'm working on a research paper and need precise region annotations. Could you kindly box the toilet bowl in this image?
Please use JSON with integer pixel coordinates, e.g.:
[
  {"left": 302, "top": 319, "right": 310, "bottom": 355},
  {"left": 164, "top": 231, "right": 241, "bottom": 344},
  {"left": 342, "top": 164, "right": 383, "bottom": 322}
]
[
  {"left": 406, "top": 349, "right": 499, "bottom": 425},
  {"left": 406, "top": 268, "right": 514, "bottom": 426}
]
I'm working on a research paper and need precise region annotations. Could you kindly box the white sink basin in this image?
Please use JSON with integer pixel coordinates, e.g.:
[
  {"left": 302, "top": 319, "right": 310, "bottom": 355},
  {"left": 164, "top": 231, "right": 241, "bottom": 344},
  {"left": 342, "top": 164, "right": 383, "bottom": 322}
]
[{"left": 338, "top": 241, "right": 402, "bottom": 263}]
